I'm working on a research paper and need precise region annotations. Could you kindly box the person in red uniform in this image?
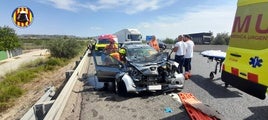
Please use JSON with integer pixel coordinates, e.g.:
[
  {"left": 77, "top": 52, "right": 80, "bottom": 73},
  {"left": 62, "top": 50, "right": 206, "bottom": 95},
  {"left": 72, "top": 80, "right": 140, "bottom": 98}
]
[{"left": 104, "top": 39, "right": 118, "bottom": 54}]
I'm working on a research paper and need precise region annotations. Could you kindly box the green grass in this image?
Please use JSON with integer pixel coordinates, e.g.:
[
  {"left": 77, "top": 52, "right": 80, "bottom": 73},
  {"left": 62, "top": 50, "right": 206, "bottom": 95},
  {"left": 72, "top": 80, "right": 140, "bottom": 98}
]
[{"left": 0, "top": 57, "right": 68, "bottom": 112}]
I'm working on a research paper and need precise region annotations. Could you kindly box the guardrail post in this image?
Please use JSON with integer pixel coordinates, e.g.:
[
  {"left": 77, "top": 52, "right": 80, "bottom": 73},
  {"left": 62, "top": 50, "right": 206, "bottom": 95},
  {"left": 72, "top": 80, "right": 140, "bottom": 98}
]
[
  {"left": 65, "top": 70, "right": 74, "bottom": 80},
  {"left": 21, "top": 86, "right": 55, "bottom": 120},
  {"left": 75, "top": 61, "right": 80, "bottom": 69},
  {"left": 33, "top": 100, "right": 55, "bottom": 120},
  {"left": 34, "top": 104, "right": 44, "bottom": 120}
]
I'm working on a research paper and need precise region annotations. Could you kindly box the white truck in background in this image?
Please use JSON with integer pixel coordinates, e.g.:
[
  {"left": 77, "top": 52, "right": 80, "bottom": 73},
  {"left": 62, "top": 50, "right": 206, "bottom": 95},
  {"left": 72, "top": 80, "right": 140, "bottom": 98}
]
[{"left": 114, "top": 29, "right": 142, "bottom": 46}]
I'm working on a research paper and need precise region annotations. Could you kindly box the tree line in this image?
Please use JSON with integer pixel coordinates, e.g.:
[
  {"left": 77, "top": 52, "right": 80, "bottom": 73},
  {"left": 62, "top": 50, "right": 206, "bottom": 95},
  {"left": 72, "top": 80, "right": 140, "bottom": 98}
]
[
  {"left": 162, "top": 32, "right": 230, "bottom": 45},
  {"left": 0, "top": 25, "right": 230, "bottom": 58},
  {"left": 0, "top": 26, "right": 87, "bottom": 58}
]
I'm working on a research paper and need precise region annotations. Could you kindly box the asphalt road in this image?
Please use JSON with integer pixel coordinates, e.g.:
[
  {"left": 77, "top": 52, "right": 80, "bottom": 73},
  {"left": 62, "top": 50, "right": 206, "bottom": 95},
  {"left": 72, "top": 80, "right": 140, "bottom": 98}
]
[
  {"left": 80, "top": 49, "right": 268, "bottom": 120},
  {"left": 182, "top": 52, "right": 268, "bottom": 120},
  {"left": 80, "top": 56, "right": 190, "bottom": 120}
]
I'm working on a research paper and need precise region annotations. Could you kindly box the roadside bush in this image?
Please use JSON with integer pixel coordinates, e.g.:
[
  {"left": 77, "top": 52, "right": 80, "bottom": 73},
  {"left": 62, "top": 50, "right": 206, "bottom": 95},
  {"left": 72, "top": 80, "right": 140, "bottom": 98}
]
[
  {"left": 48, "top": 39, "right": 84, "bottom": 58},
  {"left": 44, "top": 57, "right": 66, "bottom": 71},
  {"left": 163, "top": 38, "right": 176, "bottom": 44},
  {"left": 21, "top": 58, "right": 47, "bottom": 68},
  {"left": 3, "top": 70, "right": 37, "bottom": 86},
  {"left": 0, "top": 85, "right": 23, "bottom": 100},
  {"left": 0, "top": 26, "right": 20, "bottom": 51},
  {"left": 0, "top": 84, "right": 23, "bottom": 111},
  {"left": 16, "top": 70, "right": 37, "bottom": 83},
  {"left": 46, "top": 57, "right": 64, "bottom": 66},
  {"left": 211, "top": 33, "right": 230, "bottom": 45}
]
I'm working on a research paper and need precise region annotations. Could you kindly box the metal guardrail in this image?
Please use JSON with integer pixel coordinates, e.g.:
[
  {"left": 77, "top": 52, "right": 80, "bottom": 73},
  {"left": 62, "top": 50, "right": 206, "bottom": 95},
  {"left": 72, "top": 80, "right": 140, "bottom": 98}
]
[
  {"left": 20, "top": 50, "right": 88, "bottom": 120},
  {"left": 21, "top": 87, "right": 55, "bottom": 120},
  {"left": 43, "top": 50, "right": 88, "bottom": 120}
]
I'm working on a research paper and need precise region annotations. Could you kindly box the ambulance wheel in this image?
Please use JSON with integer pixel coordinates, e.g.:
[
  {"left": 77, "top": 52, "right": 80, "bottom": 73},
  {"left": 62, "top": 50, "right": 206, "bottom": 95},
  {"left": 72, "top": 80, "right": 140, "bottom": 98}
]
[
  {"left": 224, "top": 83, "right": 229, "bottom": 88},
  {"left": 209, "top": 72, "right": 214, "bottom": 80}
]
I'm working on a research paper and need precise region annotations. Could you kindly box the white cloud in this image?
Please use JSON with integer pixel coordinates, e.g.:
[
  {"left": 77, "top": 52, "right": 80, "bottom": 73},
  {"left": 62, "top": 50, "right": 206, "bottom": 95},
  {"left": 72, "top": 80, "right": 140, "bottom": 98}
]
[
  {"left": 40, "top": 0, "right": 175, "bottom": 14},
  {"left": 90, "top": 27, "right": 102, "bottom": 31},
  {"left": 137, "top": 4, "right": 237, "bottom": 39},
  {"left": 124, "top": 0, "right": 159, "bottom": 14},
  {"left": 43, "top": 0, "right": 78, "bottom": 12},
  {"left": 98, "top": 0, "right": 127, "bottom": 5},
  {"left": 125, "top": 0, "right": 176, "bottom": 14},
  {"left": 81, "top": 1, "right": 123, "bottom": 12}
]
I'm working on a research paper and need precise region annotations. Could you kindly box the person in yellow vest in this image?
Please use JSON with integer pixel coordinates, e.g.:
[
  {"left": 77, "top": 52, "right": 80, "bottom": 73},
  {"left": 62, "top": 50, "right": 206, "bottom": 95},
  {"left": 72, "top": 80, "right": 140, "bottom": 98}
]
[
  {"left": 110, "top": 52, "right": 120, "bottom": 61},
  {"left": 109, "top": 48, "right": 126, "bottom": 63}
]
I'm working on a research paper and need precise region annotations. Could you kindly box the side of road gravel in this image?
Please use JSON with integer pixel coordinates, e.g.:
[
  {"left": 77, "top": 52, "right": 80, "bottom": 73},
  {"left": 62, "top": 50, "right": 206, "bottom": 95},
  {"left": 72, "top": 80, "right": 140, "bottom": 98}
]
[{"left": 0, "top": 49, "right": 49, "bottom": 79}]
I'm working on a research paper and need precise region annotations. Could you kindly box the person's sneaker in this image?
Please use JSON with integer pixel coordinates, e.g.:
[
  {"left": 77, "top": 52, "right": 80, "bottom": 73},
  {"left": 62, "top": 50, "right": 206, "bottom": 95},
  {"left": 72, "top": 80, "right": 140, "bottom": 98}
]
[
  {"left": 184, "top": 72, "right": 190, "bottom": 80},
  {"left": 188, "top": 72, "right": 192, "bottom": 77}
]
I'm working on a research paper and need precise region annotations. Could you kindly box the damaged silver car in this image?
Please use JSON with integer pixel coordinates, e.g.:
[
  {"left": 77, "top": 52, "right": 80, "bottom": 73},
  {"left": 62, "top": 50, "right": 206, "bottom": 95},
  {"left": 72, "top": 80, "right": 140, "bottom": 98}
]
[{"left": 92, "top": 43, "right": 185, "bottom": 96}]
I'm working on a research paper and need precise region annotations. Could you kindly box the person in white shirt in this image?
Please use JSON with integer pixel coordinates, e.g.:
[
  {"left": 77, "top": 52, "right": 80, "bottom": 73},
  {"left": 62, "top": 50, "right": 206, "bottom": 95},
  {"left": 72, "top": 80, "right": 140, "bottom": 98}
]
[
  {"left": 173, "top": 35, "right": 186, "bottom": 73},
  {"left": 183, "top": 34, "right": 195, "bottom": 74}
]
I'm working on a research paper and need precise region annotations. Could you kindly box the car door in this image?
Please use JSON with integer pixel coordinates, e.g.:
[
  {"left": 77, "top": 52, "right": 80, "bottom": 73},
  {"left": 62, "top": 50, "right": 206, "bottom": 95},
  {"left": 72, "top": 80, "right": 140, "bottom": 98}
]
[{"left": 92, "top": 50, "right": 123, "bottom": 82}]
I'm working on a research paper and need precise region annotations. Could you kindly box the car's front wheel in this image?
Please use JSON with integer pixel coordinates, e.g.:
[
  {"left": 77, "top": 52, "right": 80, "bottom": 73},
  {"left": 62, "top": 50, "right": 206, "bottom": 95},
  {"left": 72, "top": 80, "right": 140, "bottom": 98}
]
[
  {"left": 113, "top": 80, "right": 118, "bottom": 93},
  {"left": 117, "top": 80, "right": 128, "bottom": 97}
]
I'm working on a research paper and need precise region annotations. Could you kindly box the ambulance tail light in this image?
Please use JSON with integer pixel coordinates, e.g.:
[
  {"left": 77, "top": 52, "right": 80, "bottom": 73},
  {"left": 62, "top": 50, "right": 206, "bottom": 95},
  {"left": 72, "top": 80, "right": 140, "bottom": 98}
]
[
  {"left": 248, "top": 73, "right": 258, "bottom": 83},
  {"left": 231, "top": 67, "right": 239, "bottom": 76}
]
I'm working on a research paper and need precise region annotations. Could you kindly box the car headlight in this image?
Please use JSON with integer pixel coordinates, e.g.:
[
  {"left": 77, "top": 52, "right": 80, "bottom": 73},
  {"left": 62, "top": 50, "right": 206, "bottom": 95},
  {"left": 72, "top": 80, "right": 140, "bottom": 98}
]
[{"left": 150, "top": 67, "right": 157, "bottom": 71}]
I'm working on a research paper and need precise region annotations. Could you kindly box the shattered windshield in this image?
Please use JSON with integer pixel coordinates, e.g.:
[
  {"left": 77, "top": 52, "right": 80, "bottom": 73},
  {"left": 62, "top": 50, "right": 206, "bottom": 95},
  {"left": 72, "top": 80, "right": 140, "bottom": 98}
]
[{"left": 126, "top": 46, "right": 166, "bottom": 62}]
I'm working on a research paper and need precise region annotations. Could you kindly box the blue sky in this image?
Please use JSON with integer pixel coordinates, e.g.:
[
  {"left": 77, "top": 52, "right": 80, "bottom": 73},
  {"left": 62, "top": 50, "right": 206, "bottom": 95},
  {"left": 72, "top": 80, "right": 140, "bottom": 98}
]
[{"left": 0, "top": 0, "right": 237, "bottom": 39}]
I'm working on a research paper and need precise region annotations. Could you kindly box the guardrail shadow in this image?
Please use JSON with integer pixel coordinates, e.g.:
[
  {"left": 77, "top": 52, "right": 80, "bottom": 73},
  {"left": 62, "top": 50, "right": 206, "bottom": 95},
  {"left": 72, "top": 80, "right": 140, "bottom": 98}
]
[
  {"left": 245, "top": 106, "right": 268, "bottom": 120},
  {"left": 189, "top": 74, "right": 242, "bottom": 98},
  {"left": 74, "top": 75, "right": 129, "bottom": 102}
]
